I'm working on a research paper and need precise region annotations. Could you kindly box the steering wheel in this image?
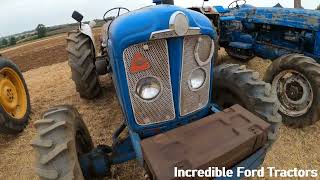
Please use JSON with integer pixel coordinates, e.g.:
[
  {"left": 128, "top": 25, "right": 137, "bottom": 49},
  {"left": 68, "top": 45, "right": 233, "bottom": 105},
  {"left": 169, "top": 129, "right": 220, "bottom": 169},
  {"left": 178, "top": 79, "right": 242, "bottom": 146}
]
[
  {"left": 228, "top": 0, "right": 246, "bottom": 10},
  {"left": 103, "top": 7, "right": 130, "bottom": 22}
]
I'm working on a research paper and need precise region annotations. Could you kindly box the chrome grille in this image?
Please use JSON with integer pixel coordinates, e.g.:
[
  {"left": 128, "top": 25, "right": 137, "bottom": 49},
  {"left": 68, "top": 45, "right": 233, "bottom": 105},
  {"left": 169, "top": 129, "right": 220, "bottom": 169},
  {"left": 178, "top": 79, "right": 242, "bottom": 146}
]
[
  {"left": 123, "top": 40, "right": 175, "bottom": 125},
  {"left": 180, "top": 35, "right": 212, "bottom": 116}
]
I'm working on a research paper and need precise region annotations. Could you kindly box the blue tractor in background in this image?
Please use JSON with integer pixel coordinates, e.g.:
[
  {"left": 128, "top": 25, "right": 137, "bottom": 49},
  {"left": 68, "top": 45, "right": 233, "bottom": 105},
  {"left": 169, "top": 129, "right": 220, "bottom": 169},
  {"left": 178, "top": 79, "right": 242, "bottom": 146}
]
[
  {"left": 191, "top": 0, "right": 320, "bottom": 128},
  {"left": 31, "top": 0, "right": 282, "bottom": 179}
]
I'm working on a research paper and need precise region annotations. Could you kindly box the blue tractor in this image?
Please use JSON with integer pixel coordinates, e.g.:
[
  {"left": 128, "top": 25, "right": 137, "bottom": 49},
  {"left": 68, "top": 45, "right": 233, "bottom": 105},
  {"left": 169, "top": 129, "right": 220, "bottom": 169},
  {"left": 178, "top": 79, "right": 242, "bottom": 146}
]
[
  {"left": 191, "top": 0, "right": 320, "bottom": 128},
  {"left": 31, "top": 0, "right": 281, "bottom": 179}
]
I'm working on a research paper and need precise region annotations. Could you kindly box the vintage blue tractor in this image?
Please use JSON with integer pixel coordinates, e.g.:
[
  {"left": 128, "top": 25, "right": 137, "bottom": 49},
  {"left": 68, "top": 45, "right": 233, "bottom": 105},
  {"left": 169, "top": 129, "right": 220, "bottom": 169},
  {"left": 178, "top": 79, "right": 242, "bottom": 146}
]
[
  {"left": 31, "top": 0, "right": 282, "bottom": 179},
  {"left": 191, "top": 0, "right": 320, "bottom": 128}
]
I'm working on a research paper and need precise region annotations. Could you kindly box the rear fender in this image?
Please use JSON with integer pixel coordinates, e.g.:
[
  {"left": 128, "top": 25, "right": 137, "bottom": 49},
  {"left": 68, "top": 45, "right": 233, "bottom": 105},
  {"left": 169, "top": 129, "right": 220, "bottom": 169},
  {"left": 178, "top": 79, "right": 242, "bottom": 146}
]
[{"left": 79, "top": 23, "right": 96, "bottom": 56}]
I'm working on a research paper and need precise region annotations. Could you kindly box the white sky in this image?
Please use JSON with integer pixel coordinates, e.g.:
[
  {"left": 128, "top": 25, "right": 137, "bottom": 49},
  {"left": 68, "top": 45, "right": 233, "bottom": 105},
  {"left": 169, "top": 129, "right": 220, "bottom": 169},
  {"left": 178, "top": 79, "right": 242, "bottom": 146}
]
[{"left": 0, "top": 0, "right": 319, "bottom": 37}]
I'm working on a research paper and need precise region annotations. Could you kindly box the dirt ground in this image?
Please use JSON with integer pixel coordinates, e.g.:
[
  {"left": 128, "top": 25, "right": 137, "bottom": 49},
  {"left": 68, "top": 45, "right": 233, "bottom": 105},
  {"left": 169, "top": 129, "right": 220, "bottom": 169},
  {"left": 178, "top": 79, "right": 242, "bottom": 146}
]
[
  {"left": 0, "top": 28, "right": 102, "bottom": 72},
  {"left": 0, "top": 35, "right": 319, "bottom": 180}
]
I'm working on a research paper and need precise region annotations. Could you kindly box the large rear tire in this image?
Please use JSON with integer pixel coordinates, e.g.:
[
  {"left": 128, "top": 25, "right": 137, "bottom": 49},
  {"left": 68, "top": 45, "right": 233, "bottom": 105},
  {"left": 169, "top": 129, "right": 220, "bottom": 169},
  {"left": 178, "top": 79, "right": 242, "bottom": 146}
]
[
  {"left": 66, "top": 31, "right": 101, "bottom": 99},
  {"left": 264, "top": 54, "right": 320, "bottom": 128},
  {"left": 0, "top": 58, "right": 31, "bottom": 134},
  {"left": 31, "top": 105, "right": 93, "bottom": 180},
  {"left": 213, "top": 64, "right": 282, "bottom": 144}
]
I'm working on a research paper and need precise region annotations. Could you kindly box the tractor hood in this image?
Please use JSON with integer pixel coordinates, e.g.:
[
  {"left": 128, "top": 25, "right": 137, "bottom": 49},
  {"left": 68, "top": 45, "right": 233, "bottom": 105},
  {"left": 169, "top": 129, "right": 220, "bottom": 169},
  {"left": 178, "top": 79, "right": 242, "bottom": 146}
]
[
  {"left": 108, "top": 4, "right": 215, "bottom": 54},
  {"left": 234, "top": 6, "right": 320, "bottom": 31}
]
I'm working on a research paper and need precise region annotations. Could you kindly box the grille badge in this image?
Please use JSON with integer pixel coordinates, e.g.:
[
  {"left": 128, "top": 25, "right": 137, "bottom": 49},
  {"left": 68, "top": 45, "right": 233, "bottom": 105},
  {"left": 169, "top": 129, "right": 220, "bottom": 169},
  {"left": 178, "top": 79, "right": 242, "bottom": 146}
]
[{"left": 130, "top": 52, "right": 151, "bottom": 73}]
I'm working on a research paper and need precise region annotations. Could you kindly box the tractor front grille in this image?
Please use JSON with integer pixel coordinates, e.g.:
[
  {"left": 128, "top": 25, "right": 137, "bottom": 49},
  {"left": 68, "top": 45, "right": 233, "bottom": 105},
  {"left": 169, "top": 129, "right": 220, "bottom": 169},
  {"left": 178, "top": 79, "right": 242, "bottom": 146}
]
[
  {"left": 123, "top": 39, "right": 175, "bottom": 125},
  {"left": 180, "top": 35, "right": 212, "bottom": 116}
]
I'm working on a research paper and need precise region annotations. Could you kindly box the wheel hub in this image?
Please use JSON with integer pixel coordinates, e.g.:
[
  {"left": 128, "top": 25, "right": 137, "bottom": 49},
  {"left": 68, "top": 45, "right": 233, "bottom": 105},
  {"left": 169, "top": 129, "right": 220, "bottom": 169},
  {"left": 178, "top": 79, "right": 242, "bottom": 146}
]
[
  {"left": 272, "top": 70, "right": 313, "bottom": 117},
  {"left": 0, "top": 78, "right": 18, "bottom": 111},
  {"left": 285, "top": 81, "right": 303, "bottom": 101}
]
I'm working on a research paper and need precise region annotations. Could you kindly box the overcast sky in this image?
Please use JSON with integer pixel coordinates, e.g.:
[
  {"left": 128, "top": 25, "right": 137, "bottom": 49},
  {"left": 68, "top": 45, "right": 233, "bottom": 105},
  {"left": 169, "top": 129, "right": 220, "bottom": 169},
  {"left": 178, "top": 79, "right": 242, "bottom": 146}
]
[{"left": 0, "top": 0, "right": 319, "bottom": 37}]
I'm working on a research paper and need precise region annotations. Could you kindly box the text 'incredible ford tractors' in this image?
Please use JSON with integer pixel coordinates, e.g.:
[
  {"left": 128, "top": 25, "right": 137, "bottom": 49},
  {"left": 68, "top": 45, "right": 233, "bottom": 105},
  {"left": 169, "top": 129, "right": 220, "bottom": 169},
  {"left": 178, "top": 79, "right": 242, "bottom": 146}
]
[
  {"left": 0, "top": 56, "right": 31, "bottom": 134},
  {"left": 192, "top": 0, "right": 320, "bottom": 128},
  {"left": 31, "top": 1, "right": 281, "bottom": 179}
]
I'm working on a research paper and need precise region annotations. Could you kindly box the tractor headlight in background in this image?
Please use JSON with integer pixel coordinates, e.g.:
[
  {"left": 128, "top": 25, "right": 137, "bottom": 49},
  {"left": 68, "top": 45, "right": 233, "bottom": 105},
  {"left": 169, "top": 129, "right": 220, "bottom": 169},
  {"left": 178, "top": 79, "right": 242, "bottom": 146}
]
[
  {"left": 169, "top": 11, "right": 189, "bottom": 36},
  {"left": 188, "top": 68, "right": 206, "bottom": 90},
  {"left": 136, "top": 77, "right": 161, "bottom": 101}
]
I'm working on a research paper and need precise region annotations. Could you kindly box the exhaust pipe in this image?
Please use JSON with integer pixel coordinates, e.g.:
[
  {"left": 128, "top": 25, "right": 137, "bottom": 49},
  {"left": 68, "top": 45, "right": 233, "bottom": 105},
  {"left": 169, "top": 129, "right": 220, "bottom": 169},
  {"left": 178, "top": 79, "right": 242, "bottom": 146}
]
[
  {"left": 153, "top": 0, "right": 174, "bottom": 5},
  {"left": 162, "top": 0, "right": 174, "bottom": 5}
]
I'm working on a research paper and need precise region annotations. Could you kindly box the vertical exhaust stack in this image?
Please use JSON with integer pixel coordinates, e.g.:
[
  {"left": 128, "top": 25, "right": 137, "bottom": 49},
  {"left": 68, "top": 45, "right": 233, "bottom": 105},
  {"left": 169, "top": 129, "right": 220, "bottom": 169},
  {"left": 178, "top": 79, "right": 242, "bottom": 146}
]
[
  {"left": 153, "top": 0, "right": 174, "bottom": 5},
  {"left": 294, "top": 0, "right": 302, "bottom": 8},
  {"left": 162, "top": 0, "right": 174, "bottom": 4}
]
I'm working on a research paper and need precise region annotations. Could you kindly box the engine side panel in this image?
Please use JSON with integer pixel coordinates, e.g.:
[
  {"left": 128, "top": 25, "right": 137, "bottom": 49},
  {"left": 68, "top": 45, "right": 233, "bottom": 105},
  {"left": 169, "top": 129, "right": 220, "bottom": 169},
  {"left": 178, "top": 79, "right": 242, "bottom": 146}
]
[{"left": 235, "top": 7, "right": 320, "bottom": 31}]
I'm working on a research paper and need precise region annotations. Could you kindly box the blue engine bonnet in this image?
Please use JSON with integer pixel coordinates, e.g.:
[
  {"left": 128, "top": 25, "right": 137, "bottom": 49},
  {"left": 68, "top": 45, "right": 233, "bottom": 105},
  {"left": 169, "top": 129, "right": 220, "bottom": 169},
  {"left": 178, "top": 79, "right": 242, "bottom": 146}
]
[
  {"left": 109, "top": 5, "right": 216, "bottom": 54},
  {"left": 107, "top": 5, "right": 216, "bottom": 137}
]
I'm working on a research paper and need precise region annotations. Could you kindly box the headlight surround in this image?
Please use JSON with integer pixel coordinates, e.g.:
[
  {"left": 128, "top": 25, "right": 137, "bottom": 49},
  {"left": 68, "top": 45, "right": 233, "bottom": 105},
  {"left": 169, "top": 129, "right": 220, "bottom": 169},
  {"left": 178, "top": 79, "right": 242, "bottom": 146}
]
[
  {"left": 188, "top": 68, "right": 206, "bottom": 90},
  {"left": 169, "top": 11, "right": 189, "bottom": 36},
  {"left": 194, "top": 36, "right": 214, "bottom": 66},
  {"left": 136, "top": 77, "right": 161, "bottom": 101}
]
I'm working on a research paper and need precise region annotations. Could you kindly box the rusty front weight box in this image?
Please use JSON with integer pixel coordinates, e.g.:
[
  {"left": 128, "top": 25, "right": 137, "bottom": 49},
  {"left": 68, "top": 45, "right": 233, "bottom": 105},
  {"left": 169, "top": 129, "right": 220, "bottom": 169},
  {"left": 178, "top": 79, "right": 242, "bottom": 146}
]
[{"left": 141, "top": 105, "right": 270, "bottom": 180}]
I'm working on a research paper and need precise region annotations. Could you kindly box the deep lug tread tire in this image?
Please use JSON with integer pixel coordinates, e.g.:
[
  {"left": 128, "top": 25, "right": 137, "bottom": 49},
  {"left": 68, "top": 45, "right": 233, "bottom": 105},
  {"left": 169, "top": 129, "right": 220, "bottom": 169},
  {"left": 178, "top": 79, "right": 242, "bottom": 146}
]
[
  {"left": 264, "top": 54, "right": 320, "bottom": 128},
  {"left": 214, "top": 64, "right": 282, "bottom": 144},
  {"left": 31, "top": 105, "right": 93, "bottom": 180},
  {"left": 66, "top": 31, "right": 101, "bottom": 99},
  {"left": 0, "top": 58, "right": 31, "bottom": 134}
]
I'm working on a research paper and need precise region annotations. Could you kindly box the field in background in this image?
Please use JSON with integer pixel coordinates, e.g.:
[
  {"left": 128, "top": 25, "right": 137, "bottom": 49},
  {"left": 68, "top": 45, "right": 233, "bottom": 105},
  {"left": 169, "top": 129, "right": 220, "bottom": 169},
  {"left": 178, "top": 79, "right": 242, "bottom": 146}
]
[
  {"left": 0, "top": 30, "right": 319, "bottom": 179},
  {"left": 0, "top": 28, "right": 102, "bottom": 72}
]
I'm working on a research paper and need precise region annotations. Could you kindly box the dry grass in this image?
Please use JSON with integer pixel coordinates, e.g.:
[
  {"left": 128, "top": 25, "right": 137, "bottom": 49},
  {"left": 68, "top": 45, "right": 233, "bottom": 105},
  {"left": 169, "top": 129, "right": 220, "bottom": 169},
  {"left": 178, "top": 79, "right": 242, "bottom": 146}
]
[{"left": 0, "top": 49, "right": 319, "bottom": 179}]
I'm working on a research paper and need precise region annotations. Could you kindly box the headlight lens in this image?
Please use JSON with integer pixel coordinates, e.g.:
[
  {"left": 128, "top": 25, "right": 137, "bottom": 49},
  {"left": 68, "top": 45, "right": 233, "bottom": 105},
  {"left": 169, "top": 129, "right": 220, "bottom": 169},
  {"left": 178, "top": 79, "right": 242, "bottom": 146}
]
[
  {"left": 170, "top": 12, "right": 189, "bottom": 36},
  {"left": 136, "top": 77, "right": 161, "bottom": 100},
  {"left": 189, "top": 68, "right": 206, "bottom": 90}
]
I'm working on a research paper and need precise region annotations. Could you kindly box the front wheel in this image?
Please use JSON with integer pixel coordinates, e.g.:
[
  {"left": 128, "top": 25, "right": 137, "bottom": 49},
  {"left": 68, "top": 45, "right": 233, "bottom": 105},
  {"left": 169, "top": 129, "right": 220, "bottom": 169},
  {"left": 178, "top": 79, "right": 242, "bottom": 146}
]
[
  {"left": 0, "top": 58, "right": 31, "bottom": 134},
  {"left": 31, "top": 105, "right": 93, "bottom": 180},
  {"left": 264, "top": 54, "right": 320, "bottom": 128},
  {"left": 213, "top": 64, "right": 282, "bottom": 144}
]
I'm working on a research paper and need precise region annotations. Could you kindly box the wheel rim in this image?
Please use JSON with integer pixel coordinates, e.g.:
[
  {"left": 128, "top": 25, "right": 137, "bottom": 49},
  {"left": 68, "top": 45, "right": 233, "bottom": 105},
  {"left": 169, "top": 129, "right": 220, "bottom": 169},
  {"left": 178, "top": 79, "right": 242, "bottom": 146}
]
[
  {"left": 0, "top": 67, "right": 27, "bottom": 119},
  {"left": 272, "top": 70, "right": 313, "bottom": 117}
]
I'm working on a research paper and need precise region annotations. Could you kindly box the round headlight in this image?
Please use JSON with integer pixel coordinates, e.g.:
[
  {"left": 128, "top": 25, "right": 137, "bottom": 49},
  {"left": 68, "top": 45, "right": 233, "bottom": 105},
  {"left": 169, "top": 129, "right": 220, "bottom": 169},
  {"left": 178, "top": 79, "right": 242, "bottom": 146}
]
[
  {"left": 188, "top": 68, "right": 206, "bottom": 90},
  {"left": 170, "top": 12, "right": 189, "bottom": 36},
  {"left": 136, "top": 77, "right": 161, "bottom": 101}
]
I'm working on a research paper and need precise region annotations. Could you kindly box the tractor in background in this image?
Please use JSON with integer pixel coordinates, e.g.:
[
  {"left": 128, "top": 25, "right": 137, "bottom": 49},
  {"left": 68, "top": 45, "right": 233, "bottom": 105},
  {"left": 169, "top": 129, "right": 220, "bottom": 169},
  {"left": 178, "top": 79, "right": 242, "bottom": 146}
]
[
  {"left": 191, "top": 0, "right": 320, "bottom": 128},
  {"left": 31, "top": 0, "right": 281, "bottom": 179},
  {"left": 0, "top": 56, "right": 31, "bottom": 134}
]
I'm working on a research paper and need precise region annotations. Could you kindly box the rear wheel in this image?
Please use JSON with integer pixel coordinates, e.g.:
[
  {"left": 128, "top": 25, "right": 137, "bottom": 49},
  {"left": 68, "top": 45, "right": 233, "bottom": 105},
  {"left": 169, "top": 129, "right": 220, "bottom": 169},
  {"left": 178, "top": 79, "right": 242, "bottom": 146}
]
[
  {"left": 0, "top": 58, "right": 31, "bottom": 134},
  {"left": 264, "top": 54, "right": 320, "bottom": 128},
  {"left": 31, "top": 105, "right": 93, "bottom": 180},
  {"left": 213, "top": 64, "right": 282, "bottom": 143},
  {"left": 66, "top": 31, "right": 101, "bottom": 99}
]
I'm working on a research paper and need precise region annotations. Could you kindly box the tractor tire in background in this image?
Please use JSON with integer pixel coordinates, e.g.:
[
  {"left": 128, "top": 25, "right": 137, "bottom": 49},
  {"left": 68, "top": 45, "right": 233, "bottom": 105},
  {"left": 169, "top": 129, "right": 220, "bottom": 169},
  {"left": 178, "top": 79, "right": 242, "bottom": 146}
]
[
  {"left": 0, "top": 57, "right": 31, "bottom": 134},
  {"left": 66, "top": 31, "right": 101, "bottom": 99},
  {"left": 225, "top": 47, "right": 254, "bottom": 62},
  {"left": 213, "top": 64, "right": 282, "bottom": 144},
  {"left": 31, "top": 105, "right": 93, "bottom": 180},
  {"left": 264, "top": 54, "right": 320, "bottom": 128}
]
